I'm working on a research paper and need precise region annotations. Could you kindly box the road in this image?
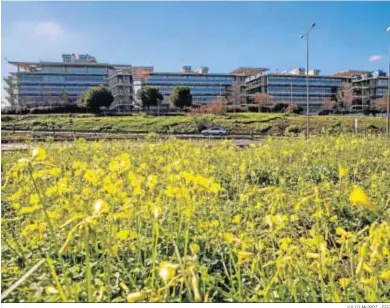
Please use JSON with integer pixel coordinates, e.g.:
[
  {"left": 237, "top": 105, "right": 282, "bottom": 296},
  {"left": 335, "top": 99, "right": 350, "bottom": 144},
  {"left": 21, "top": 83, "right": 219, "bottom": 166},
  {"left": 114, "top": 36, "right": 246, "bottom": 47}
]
[
  {"left": 1, "top": 139, "right": 255, "bottom": 152},
  {"left": 3, "top": 129, "right": 260, "bottom": 139}
]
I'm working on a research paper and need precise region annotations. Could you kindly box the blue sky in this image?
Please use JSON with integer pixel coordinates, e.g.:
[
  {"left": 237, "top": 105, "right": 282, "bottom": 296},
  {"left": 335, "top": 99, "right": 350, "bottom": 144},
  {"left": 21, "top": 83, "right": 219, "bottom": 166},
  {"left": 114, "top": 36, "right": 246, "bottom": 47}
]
[{"left": 2, "top": 1, "right": 390, "bottom": 78}]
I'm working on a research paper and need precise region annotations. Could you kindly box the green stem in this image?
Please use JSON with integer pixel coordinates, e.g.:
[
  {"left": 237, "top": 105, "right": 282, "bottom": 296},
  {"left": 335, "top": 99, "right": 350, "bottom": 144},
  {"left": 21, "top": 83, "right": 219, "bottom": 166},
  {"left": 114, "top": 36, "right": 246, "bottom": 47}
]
[
  {"left": 27, "top": 165, "right": 55, "bottom": 238},
  {"left": 85, "top": 227, "right": 92, "bottom": 302}
]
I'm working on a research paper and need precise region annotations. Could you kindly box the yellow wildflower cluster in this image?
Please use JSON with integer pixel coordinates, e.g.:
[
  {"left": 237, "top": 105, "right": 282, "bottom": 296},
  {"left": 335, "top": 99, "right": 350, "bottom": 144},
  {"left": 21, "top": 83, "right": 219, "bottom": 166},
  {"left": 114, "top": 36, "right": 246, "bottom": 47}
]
[{"left": 1, "top": 136, "right": 389, "bottom": 303}]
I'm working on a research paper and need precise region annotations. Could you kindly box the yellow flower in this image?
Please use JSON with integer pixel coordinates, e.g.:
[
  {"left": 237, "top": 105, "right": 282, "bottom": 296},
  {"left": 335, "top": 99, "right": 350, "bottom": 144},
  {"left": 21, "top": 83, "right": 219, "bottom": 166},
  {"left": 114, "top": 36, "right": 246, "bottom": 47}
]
[
  {"left": 339, "top": 278, "right": 351, "bottom": 289},
  {"left": 189, "top": 243, "right": 200, "bottom": 255},
  {"left": 116, "top": 230, "right": 130, "bottom": 241},
  {"left": 93, "top": 200, "right": 109, "bottom": 216},
  {"left": 237, "top": 251, "right": 253, "bottom": 264},
  {"left": 306, "top": 252, "right": 320, "bottom": 259},
  {"left": 119, "top": 282, "right": 130, "bottom": 293},
  {"left": 19, "top": 205, "right": 40, "bottom": 215},
  {"left": 84, "top": 169, "right": 99, "bottom": 185},
  {"left": 379, "top": 270, "right": 390, "bottom": 281},
  {"left": 29, "top": 193, "right": 39, "bottom": 205},
  {"left": 17, "top": 158, "right": 30, "bottom": 168},
  {"left": 158, "top": 262, "right": 178, "bottom": 284},
  {"left": 209, "top": 183, "right": 221, "bottom": 194},
  {"left": 360, "top": 277, "right": 378, "bottom": 285},
  {"left": 127, "top": 291, "right": 145, "bottom": 303},
  {"left": 153, "top": 206, "right": 162, "bottom": 219},
  {"left": 45, "top": 286, "right": 59, "bottom": 295},
  {"left": 224, "top": 232, "right": 234, "bottom": 245},
  {"left": 331, "top": 293, "right": 341, "bottom": 303},
  {"left": 232, "top": 215, "right": 241, "bottom": 224},
  {"left": 32, "top": 147, "right": 47, "bottom": 161},
  {"left": 338, "top": 165, "right": 347, "bottom": 179},
  {"left": 349, "top": 187, "right": 375, "bottom": 212}
]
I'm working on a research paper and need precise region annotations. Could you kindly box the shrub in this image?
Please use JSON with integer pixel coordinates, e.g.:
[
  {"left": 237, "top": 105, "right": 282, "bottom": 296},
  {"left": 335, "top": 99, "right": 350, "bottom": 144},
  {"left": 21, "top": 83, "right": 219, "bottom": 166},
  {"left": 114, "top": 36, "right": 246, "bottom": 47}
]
[{"left": 285, "top": 125, "right": 300, "bottom": 134}]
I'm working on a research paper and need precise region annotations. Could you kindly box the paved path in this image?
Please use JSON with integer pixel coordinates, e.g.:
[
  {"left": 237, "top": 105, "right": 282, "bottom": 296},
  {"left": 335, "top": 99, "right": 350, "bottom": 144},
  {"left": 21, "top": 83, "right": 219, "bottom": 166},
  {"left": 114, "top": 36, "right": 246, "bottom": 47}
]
[
  {"left": 1, "top": 139, "right": 256, "bottom": 152},
  {"left": 1, "top": 144, "right": 29, "bottom": 152}
]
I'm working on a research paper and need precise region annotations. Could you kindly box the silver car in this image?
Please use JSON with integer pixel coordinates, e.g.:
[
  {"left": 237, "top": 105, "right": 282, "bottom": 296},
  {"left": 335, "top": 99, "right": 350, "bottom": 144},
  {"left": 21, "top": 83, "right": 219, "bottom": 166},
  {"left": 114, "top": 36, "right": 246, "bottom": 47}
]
[{"left": 201, "top": 127, "right": 228, "bottom": 136}]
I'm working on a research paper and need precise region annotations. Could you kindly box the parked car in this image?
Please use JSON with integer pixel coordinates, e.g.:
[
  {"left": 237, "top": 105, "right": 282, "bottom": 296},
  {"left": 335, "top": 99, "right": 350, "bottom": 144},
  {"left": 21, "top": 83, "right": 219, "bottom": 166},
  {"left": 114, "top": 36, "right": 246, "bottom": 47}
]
[
  {"left": 201, "top": 127, "right": 228, "bottom": 136},
  {"left": 318, "top": 110, "right": 332, "bottom": 116}
]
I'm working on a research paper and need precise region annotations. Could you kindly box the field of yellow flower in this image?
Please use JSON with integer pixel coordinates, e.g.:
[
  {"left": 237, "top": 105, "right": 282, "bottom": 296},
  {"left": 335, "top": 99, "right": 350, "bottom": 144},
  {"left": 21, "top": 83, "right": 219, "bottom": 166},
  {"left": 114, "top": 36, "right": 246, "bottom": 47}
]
[{"left": 1, "top": 136, "right": 390, "bottom": 302}]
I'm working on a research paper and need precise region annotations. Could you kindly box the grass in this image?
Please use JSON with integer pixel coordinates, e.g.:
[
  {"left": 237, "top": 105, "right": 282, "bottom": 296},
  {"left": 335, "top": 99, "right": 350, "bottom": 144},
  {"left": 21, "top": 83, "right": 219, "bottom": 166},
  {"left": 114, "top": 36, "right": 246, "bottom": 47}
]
[
  {"left": 1, "top": 113, "right": 387, "bottom": 135},
  {"left": 1, "top": 136, "right": 390, "bottom": 302}
]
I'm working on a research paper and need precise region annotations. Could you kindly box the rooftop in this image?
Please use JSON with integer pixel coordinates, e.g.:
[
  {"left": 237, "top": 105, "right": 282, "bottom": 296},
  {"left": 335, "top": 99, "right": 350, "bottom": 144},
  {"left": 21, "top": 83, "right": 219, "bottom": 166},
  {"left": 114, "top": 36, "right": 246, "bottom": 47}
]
[
  {"left": 230, "top": 67, "right": 269, "bottom": 76},
  {"left": 331, "top": 70, "right": 372, "bottom": 78}
]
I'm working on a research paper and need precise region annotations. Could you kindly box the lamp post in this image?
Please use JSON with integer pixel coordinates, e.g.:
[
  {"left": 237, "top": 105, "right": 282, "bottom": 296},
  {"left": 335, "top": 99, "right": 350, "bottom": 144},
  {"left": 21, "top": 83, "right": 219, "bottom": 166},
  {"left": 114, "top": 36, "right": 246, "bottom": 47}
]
[
  {"left": 300, "top": 22, "right": 316, "bottom": 140},
  {"left": 386, "top": 26, "right": 390, "bottom": 138}
]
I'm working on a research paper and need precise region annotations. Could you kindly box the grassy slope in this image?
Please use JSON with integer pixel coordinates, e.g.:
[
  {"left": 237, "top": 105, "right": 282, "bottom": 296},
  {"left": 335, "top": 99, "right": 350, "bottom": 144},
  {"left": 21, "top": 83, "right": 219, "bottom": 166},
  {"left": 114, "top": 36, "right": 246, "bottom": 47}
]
[{"left": 1, "top": 113, "right": 387, "bottom": 135}]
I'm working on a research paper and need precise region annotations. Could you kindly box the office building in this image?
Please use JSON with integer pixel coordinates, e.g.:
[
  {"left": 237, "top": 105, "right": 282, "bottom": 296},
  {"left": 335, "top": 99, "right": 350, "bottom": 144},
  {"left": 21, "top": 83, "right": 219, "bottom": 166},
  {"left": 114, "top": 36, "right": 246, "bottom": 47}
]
[
  {"left": 133, "top": 66, "right": 259, "bottom": 106},
  {"left": 245, "top": 68, "right": 347, "bottom": 112},
  {"left": 351, "top": 70, "right": 388, "bottom": 107},
  {"left": 7, "top": 54, "right": 153, "bottom": 108}
]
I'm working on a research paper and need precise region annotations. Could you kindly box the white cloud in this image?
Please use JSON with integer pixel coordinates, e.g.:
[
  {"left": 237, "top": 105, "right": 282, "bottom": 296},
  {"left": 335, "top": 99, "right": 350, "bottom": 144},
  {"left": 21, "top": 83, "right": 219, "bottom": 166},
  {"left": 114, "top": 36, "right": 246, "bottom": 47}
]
[
  {"left": 369, "top": 54, "right": 383, "bottom": 62},
  {"left": 32, "top": 21, "right": 68, "bottom": 41},
  {"left": 2, "top": 20, "right": 88, "bottom": 77}
]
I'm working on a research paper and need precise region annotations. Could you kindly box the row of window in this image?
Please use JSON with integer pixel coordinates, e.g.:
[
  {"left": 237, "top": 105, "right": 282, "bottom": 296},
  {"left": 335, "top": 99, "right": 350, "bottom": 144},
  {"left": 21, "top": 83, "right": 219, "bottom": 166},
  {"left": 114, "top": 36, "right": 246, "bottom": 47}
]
[
  {"left": 376, "top": 88, "right": 388, "bottom": 96},
  {"left": 268, "top": 86, "right": 334, "bottom": 95},
  {"left": 376, "top": 80, "right": 388, "bottom": 87},
  {"left": 148, "top": 75, "right": 235, "bottom": 82},
  {"left": 19, "top": 86, "right": 89, "bottom": 94},
  {"left": 268, "top": 77, "right": 343, "bottom": 86},
  {"left": 155, "top": 85, "right": 226, "bottom": 91},
  {"left": 159, "top": 90, "right": 226, "bottom": 95},
  {"left": 42, "top": 67, "right": 108, "bottom": 75},
  {"left": 147, "top": 80, "right": 234, "bottom": 85},
  {"left": 272, "top": 95, "right": 332, "bottom": 102},
  {"left": 18, "top": 75, "right": 105, "bottom": 83}
]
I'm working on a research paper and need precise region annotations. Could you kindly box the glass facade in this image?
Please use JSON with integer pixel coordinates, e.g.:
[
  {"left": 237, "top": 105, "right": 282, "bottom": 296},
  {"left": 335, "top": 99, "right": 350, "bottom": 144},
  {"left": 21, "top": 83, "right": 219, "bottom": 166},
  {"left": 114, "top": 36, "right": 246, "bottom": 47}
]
[
  {"left": 246, "top": 74, "right": 346, "bottom": 111},
  {"left": 352, "top": 76, "right": 388, "bottom": 106},
  {"left": 144, "top": 73, "right": 236, "bottom": 104},
  {"left": 42, "top": 67, "right": 107, "bottom": 75},
  {"left": 268, "top": 76, "right": 343, "bottom": 87},
  {"left": 15, "top": 65, "right": 109, "bottom": 106}
]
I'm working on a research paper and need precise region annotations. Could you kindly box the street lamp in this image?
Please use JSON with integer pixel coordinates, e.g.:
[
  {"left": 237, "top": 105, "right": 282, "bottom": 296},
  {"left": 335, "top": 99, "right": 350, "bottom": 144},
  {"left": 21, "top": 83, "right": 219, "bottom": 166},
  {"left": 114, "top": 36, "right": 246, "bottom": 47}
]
[
  {"left": 300, "top": 22, "right": 316, "bottom": 140},
  {"left": 386, "top": 26, "right": 390, "bottom": 138}
]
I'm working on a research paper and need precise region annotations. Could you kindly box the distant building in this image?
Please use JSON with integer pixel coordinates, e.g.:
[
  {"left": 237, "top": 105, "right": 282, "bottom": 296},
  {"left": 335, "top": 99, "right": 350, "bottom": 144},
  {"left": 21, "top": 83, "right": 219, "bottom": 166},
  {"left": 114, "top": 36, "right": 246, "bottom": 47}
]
[
  {"left": 230, "top": 67, "right": 269, "bottom": 76},
  {"left": 245, "top": 69, "right": 347, "bottom": 112},
  {"left": 134, "top": 66, "right": 246, "bottom": 106},
  {"left": 108, "top": 69, "right": 134, "bottom": 113},
  {"left": 352, "top": 70, "right": 388, "bottom": 107},
  {"left": 331, "top": 70, "right": 371, "bottom": 79},
  {"left": 7, "top": 54, "right": 152, "bottom": 108}
]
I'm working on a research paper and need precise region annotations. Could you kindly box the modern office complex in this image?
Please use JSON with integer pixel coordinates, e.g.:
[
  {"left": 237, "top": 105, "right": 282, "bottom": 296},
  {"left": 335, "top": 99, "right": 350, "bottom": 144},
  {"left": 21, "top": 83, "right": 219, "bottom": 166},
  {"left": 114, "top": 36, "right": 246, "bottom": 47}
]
[
  {"left": 7, "top": 54, "right": 152, "bottom": 108},
  {"left": 5, "top": 54, "right": 388, "bottom": 112},
  {"left": 245, "top": 68, "right": 348, "bottom": 112}
]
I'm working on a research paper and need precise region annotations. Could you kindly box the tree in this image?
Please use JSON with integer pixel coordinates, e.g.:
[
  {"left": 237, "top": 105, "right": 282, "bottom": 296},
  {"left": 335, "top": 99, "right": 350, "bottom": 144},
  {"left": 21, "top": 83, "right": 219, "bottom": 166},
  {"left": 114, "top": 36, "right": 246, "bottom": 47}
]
[
  {"left": 60, "top": 91, "right": 72, "bottom": 112},
  {"left": 321, "top": 98, "right": 336, "bottom": 111},
  {"left": 286, "top": 103, "right": 303, "bottom": 114},
  {"left": 169, "top": 86, "right": 192, "bottom": 110},
  {"left": 254, "top": 93, "right": 272, "bottom": 112},
  {"left": 210, "top": 97, "right": 228, "bottom": 115},
  {"left": 227, "top": 80, "right": 245, "bottom": 108},
  {"left": 375, "top": 93, "right": 389, "bottom": 113},
  {"left": 336, "top": 83, "right": 355, "bottom": 111},
  {"left": 77, "top": 87, "right": 113, "bottom": 113},
  {"left": 135, "top": 68, "right": 151, "bottom": 81},
  {"left": 136, "top": 87, "right": 163, "bottom": 112},
  {"left": 3, "top": 76, "right": 18, "bottom": 108}
]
